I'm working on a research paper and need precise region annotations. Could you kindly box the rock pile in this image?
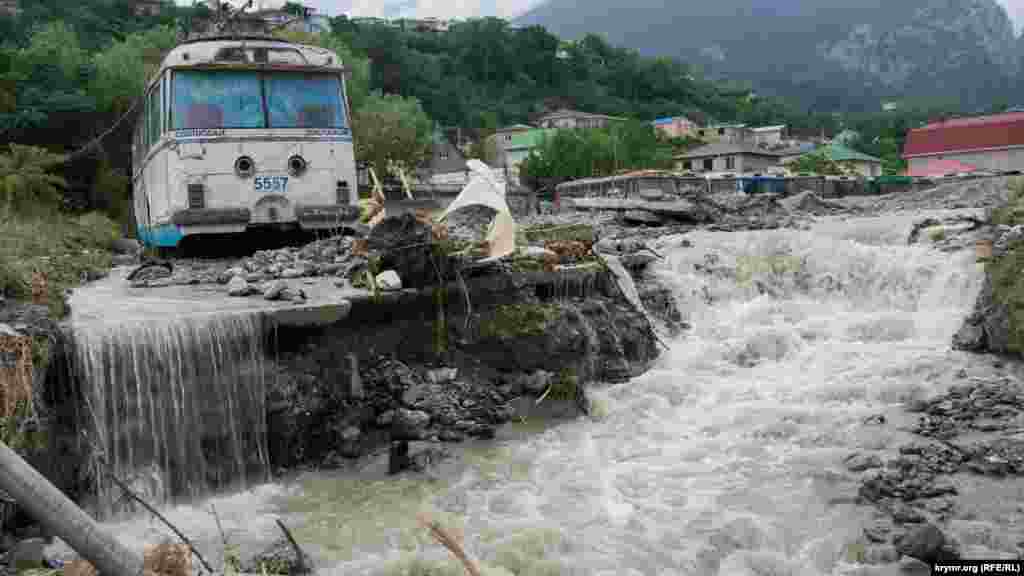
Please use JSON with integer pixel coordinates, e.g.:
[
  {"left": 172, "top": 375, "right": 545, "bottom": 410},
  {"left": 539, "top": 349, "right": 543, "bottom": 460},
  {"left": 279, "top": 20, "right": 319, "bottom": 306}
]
[{"left": 850, "top": 377, "right": 1024, "bottom": 564}]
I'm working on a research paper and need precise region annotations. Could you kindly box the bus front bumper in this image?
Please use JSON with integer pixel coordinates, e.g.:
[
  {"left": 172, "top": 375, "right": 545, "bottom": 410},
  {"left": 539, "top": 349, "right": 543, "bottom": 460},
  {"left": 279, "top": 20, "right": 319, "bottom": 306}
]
[{"left": 295, "top": 205, "right": 362, "bottom": 227}]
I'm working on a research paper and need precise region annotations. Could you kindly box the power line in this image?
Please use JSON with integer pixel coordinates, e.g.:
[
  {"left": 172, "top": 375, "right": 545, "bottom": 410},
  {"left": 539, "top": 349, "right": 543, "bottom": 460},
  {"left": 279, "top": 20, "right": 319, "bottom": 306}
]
[{"left": 62, "top": 95, "right": 144, "bottom": 164}]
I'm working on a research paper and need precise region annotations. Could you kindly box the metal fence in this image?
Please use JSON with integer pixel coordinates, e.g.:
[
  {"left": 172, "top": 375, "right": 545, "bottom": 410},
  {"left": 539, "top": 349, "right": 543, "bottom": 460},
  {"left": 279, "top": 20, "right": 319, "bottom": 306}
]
[{"left": 553, "top": 173, "right": 1009, "bottom": 204}]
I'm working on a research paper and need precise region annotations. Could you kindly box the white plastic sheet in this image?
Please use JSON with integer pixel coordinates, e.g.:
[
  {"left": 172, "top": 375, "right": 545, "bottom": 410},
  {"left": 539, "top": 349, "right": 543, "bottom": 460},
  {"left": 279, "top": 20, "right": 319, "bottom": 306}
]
[{"left": 440, "top": 159, "right": 517, "bottom": 260}]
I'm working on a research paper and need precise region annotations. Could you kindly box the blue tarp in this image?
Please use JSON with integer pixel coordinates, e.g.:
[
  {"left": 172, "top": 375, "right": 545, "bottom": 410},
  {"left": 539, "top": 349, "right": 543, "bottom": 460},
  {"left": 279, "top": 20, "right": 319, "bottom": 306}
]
[{"left": 738, "top": 176, "right": 787, "bottom": 195}]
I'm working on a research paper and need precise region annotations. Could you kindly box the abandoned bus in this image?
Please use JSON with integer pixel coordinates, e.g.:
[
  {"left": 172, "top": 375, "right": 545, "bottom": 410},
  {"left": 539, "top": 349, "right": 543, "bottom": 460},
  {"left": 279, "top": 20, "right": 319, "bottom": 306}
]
[{"left": 131, "top": 36, "right": 359, "bottom": 251}]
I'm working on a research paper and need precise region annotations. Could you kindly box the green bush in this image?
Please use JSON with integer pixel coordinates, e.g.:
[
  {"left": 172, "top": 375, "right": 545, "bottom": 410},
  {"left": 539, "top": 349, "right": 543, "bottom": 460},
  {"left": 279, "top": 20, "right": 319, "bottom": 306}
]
[
  {"left": 0, "top": 144, "right": 67, "bottom": 218},
  {"left": 0, "top": 211, "right": 117, "bottom": 317}
]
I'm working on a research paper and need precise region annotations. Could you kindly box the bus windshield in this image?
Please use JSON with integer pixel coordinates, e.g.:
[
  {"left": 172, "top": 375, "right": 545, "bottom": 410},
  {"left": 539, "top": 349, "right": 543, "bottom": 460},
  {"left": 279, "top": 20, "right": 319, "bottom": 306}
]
[{"left": 172, "top": 69, "right": 347, "bottom": 130}]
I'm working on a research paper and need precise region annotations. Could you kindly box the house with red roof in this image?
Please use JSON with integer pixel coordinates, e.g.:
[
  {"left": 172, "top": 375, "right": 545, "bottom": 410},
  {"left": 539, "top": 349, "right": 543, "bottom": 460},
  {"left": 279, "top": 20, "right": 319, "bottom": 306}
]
[{"left": 903, "top": 112, "right": 1024, "bottom": 175}]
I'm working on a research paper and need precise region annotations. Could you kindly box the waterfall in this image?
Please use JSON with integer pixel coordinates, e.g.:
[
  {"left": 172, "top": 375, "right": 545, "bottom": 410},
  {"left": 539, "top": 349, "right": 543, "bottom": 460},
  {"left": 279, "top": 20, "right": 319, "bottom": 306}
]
[{"left": 68, "top": 312, "right": 270, "bottom": 519}]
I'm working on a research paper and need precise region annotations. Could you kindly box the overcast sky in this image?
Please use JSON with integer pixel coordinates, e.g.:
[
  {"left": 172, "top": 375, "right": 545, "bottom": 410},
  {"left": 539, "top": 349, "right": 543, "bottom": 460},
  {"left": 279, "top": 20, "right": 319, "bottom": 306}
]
[{"left": 191, "top": 1, "right": 1024, "bottom": 33}]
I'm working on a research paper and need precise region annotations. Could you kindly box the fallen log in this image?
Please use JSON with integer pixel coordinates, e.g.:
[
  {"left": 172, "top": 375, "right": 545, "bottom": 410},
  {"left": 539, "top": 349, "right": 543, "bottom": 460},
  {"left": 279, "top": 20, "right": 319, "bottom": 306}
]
[{"left": 0, "top": 440, "right": 145, "bottom": 576}]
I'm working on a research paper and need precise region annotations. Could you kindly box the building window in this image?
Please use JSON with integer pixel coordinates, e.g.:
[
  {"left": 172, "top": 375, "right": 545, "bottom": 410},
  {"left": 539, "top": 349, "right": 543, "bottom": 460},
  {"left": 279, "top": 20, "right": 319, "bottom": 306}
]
[
  {"left": 683, "top": 160, "right": 692, "bottom": 170},
  {"left": 440, "top": 151, "right": 449, "bottom": 160},
  {"left": 703, "top": 158, "right": 713, "bottom": 171},
  {"left": 698, "top": 129, "right": 705, "bottom": 137},
  {"left": 718, "top": 128, "right": 725, "bottom": 135},
  {"left": 504, "top": 135, "right": 512, "bottom": 142},
  {"left": 725, "top": 156, "right": 735, "bottom": 170}
]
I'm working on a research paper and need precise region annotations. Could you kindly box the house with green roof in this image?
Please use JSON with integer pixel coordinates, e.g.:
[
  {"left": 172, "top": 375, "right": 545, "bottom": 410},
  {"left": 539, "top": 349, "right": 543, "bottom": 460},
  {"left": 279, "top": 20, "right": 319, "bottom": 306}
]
[
  {"left": 784, "top": 142, "right": 882, "bottom": 178},
  {"left": 505, "top": 128, "right": 559, "bottom": 167},
  {"left": 819, "top": 143, "right": 882, "bottom": 177},
  {"left": 483, "top": 127, "right": 559, "bottom": 184}
]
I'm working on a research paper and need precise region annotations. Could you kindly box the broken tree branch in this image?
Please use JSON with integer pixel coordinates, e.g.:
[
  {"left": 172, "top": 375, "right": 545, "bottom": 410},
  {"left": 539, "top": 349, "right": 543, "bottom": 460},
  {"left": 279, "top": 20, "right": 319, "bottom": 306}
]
[
  {"left": 417, "top": 514, "right": 481, "bottom": 576},
  {"left": 82, "top": 431, "right": 215, "bottom": 574},
  {"left": 275, "top": 518, "right": 310, "bottom": 574}
]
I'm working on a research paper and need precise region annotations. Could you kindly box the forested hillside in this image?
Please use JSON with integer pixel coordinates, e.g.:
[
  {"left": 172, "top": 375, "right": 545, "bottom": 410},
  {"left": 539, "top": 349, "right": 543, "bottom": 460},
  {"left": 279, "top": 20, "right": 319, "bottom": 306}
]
[{"left": 515, "top": 0, "right": 1022, "bottom": 113}]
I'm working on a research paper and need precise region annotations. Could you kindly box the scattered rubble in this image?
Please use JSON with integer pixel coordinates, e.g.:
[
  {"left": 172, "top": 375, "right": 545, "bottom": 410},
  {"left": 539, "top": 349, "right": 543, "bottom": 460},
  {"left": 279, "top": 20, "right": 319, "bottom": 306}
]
[
  {"left": 851, "top": 377, "right": 1024, "bottom": 564},
  {"left": 779, "top": 190, "right": 850, "bottom": 216}
]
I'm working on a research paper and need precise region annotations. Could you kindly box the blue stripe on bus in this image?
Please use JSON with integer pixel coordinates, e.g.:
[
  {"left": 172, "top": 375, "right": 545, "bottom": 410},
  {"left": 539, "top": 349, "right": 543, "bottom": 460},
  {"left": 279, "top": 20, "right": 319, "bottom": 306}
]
[{"left": 137, "top": 224, "right": 185, "bottom": 248}]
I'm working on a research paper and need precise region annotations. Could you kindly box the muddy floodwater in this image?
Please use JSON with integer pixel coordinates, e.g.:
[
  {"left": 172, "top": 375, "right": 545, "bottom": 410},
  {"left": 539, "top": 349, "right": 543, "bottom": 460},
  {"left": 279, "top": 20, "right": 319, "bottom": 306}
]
[{"left": 82, "top": 206, "right": 1023, "bottom": 575}]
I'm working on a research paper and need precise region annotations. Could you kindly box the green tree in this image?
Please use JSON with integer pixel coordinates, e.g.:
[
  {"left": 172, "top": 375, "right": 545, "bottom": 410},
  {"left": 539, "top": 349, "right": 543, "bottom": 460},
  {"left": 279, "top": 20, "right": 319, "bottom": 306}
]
[
  {"left": 352, "top": 91, "right": 433, "bottom": 179},
  {"left": 788, "top": 152, "right": 850, "bottom": 176},
  {"left": 90, "top": 25, "right": 178, "bottom": 114},
  {"left": 0, "top": 144, "right": 68, "bottom": 216}
]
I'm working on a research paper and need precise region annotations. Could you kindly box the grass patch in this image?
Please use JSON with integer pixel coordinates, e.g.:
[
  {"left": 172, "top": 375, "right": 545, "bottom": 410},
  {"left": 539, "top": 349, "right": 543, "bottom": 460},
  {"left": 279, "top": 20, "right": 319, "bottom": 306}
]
[
  {"left": 0, "top": 211, "right": 118, "bottom": 317},
  {"left": 478, "top": 303, "right": 560, "bottom": 340},
  {"left": 991, "top": 177, "right": 1024, "bottom": 226},
  {"left": 988, "top": 238, "right": 1024, "bottom": 354},
  {"left": 519, "top": 223, "right": 596, "bottom": 246},
  {"left": 547, "top": 367, "right": 579, "bottom": 401},
  {"left": 927, "top": 226, "right": 946, "bottom": 242}
]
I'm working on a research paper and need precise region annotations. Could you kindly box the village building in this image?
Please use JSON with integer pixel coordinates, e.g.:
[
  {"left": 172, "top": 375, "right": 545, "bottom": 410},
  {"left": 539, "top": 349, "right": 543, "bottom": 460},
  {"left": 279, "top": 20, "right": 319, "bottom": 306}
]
[
  {"left": 423, "top": 128, "right": 470, "bottom": 186},
  {"left": 535, "top": 109, "right": 627, "bottom": 130},
  {"left": 903, "top": 112, "right": 1024, "bottom": 174},
  {"left": 695, "top": 123, "right": 749, "bottom": 144},
  {"left": 653, "top": 116, "right": 700, "bottom": 139},
  {"left": 749, "top": 125, "right": 786, "bottom": 147},
  {"left": 673, "top": 142, "right": 784, "bottom": 174}
]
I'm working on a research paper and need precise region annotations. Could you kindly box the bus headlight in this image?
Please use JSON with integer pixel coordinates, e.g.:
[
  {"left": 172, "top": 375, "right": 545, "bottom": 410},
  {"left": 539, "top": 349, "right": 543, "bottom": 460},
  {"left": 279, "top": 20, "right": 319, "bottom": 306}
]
[
  {"left": 288, "top": 155, "right": 307, "bottom": 177},
  {"left": 235, "top": 156, "right": 255, "bottom": 179},
  {"left": 336, "top": 180, "right": 349, "bottom": 204}
]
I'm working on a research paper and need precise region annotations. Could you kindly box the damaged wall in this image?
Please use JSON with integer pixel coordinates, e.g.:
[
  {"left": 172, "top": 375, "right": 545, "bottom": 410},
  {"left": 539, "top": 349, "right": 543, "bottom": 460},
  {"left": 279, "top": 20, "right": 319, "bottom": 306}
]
[{"left": 264, "top": 262, "right": 679, "bottom": 471}]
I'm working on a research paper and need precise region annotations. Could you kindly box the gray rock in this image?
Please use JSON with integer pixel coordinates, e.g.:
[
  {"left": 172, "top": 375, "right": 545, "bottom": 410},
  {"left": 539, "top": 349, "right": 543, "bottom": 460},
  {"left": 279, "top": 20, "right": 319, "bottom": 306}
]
[
  {"left": 319, "top": 262, "right": 345, "bottom": 275},
  {"left": 897, "top": 556, "right": 932, "bottom": 576},
  {"left": 952, "top": 321, "right": 986, "bottom": 352},
  {"left": 281, "top": 267, "right": 304, "bottom": 279},
  {"left": 264, "top": 280, "right": 288, "bottom": 301},
  {"left": 894, "top": 523, "right": 955, "bottom": 564},
  {"left": 439, "top": 430, "right": 466, "bottom": 443},
  {"left": 280, "top": 288, "right": 307, "bottom": 302},
  {"left": 426, "top": 368, "right": 458, "bottom": 385},
  {"left": 220, "top": 267, "right": 245, "bottom": 284},
  {"left": 519, "top": 371, "right": 553, "bottom": 395},
  {"left": 863, "top": 545, "right": 901, "bottom": 565},
  {"left": 227, "top": 276, "right": 252, "bottom": 296},
  {"left": 375, "top": 270, "right": 402, "bottom": 291},
  {"left": 393, "top": 409, "right": 431, "bottom": 440},
  {"left": 376, "top": 410, "right": 395, "bottom": 427},
  {"left": 339, "top": 425, "right": 362, "bottom": 458},
  {"left": 846, "top": 452, "right": 885, "bottom": 472},
  {"left": 889, "top": 502, "right": 926, "bottom": 524},
  {"left": 0, "top": 323, "right": 22, "bottom": 337}
]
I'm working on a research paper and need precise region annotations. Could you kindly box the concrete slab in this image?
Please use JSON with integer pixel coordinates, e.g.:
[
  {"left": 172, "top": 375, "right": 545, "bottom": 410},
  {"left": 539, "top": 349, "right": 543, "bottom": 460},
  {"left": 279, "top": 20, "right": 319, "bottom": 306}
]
[{"left": 67, "top": 266, "right": 374, "bottom": 329}]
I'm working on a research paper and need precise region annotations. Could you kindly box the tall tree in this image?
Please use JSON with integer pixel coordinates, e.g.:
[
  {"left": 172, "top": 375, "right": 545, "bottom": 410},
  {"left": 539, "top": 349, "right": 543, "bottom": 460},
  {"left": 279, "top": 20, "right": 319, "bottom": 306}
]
[{"left": 352, "top": 92, "right": 433, "bottom": 179}]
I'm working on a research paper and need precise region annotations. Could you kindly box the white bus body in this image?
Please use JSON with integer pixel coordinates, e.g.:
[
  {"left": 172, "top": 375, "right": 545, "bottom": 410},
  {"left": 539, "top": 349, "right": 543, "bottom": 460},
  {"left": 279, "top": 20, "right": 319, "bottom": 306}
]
[{"left": 131, "top": 37, "right": 359, "bottom": 249}]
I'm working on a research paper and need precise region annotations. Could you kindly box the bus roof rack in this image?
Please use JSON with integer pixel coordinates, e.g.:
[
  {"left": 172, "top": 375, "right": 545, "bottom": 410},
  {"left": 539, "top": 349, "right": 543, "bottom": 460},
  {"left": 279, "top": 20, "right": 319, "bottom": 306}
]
[{"left": 178, "top": 34, "right": 294, "bottom": 46}]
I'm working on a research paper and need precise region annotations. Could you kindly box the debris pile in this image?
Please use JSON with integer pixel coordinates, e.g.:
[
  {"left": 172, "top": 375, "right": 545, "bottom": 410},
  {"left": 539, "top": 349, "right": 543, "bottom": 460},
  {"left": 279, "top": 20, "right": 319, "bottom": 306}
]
[{"left": 779, "top": 190, "right": 849, "bottom": 216}]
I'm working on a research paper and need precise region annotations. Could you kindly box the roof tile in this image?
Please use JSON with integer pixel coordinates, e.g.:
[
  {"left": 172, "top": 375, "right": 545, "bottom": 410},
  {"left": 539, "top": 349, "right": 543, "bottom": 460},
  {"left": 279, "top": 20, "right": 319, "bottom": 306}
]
[{"left": 904, "top": 112, "right": 1024, "bottom": 157}]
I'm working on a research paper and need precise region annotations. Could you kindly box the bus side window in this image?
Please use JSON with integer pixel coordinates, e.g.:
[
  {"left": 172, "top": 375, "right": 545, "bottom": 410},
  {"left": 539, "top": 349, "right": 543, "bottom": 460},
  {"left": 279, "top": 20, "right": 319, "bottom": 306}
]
[
  {"left": 148, "top": 87, "right": 160, "bottom": 147},
  {"left": 143, "top": 89, "right": 151, "bottom": 152}
]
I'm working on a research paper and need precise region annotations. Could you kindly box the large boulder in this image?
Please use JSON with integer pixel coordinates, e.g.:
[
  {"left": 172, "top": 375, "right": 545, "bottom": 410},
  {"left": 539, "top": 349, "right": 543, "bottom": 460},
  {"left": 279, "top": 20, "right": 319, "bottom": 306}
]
[{"left": 365, "top": 214, "right": 445, "bottom": 289}]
